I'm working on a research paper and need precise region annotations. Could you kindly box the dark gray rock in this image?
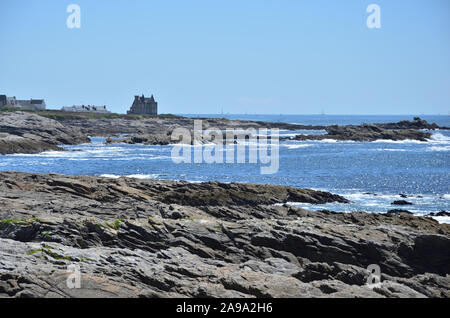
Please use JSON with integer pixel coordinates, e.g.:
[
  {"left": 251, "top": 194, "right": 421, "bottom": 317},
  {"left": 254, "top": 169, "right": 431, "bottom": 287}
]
[
  {"left": 0, "top": 172, "right": 448, "bottom": 298},
  {"left": 0, "top": 112, "right": 90, "bottom": 155},
  {"left": 428, "top": 211, "right": 450, "bottom": 217},
  {"left": 279, "top": 118, "right": 445, "bottom": 142},
  {"left": 392, "top": 200, "right": 414, "bottom": 206},
  {"left": 387, "top": 209, "right": 413, "bottom": 216},
  {"left": 288, "top": 125, "right": 431, "bottom": 142}
]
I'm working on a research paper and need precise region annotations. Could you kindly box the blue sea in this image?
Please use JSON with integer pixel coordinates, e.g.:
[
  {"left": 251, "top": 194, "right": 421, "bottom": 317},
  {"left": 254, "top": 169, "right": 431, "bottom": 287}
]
[{"left": 1, "top": 115, "right": 449, "bottom": 222}]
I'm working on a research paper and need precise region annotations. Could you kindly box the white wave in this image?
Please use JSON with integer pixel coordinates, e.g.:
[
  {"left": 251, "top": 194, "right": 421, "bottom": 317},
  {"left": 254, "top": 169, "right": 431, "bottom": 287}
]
[
  {"left": 372, "top": 139, "right": 425, "bottom": 144},
  {"left": 427, "top": 145, "right": 450, "bottom": 152},
  {"left": 277, "top": 133, "right": 301, "bottom": 138},
  {"left": 432, "top": 216, "right": 450, "bottom": 224},
  {"left": 11, "top": 147, "right": 127, "bottom": 159},
  {"left": 10, "top": 150, "right": 66, "bottom": 157},
  {"left": 109, "top": 156, "right": 171, "bottom": 161},
  {"left": 373, "top": 148, "right": 408, "bottom": 152},
  {"left": 126, "top": 174, "right": 160, "bottom": 179},
  {"left": 283, "top": 202, "right": 312, "bottom": 207},
  {"left": 168, "top": 143, "right": 213, "bottom": 148},
  {"left": 318, "top": 139, "right": 358, "bottom": 143},
  {"left": 100, "top": 174, "right": 161, "bottom": 180},
  {"left": 100, "top": 174, "right": 121, "bottom": 179},
  {"left": 430, "top": 133, "right": 450, "bottom": 142},
  {"left": 277, "top": 131, "right": 326, "bottom": 138},
  {"left": 341, "top": 192, "right": 440, "bottom": 202},
  {"left": 283, "top": 144, "right": 311, "bottom": 149},
  {"left": 340, "top": 192, "right": 386, "bottom": 200}
]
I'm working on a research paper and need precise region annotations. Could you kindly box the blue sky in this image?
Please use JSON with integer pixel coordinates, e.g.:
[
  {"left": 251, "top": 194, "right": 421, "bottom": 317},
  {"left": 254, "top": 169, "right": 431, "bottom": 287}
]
[{"left": 1, "top": 0, "right": 449, "bottom": 114}]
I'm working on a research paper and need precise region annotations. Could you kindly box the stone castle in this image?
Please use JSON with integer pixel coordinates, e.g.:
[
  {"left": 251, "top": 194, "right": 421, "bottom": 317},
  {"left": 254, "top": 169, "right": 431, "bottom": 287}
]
[{"left": 127, "top": 94, "right": 158, "bottom": 116}]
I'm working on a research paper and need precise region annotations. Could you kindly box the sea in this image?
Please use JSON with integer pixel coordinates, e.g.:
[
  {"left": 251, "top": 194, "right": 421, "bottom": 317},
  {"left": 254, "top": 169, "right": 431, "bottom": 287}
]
[{"left": 1, "top": 114, "right": 449, "bottom": 223}]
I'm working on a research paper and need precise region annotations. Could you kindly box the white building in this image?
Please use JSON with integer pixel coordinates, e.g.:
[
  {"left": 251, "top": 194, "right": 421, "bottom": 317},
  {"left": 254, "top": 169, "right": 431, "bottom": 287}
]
[
  {"left": 2, "top": 96, "right": 46, "bottom": 111},
  {"left": 61, "top": 105, "right": 111, "bottom": 113}
]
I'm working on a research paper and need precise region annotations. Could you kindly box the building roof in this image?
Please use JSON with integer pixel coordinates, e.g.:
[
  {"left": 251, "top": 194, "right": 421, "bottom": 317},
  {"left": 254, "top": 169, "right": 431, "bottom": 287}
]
[
  {"left": 135, "top": 95, "right": 157, "bottom": 104},
  {"left": 30, "top": 99, "right": 44, "bottom": 104}
]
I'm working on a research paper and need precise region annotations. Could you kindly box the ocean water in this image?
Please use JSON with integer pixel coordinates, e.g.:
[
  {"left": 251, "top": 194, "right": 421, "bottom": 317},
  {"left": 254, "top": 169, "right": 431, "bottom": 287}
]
[
  {"left": 1, "top": 115, "right": 449, "bottom": 222},
  {"left": 182, "top": 114, "right": 450, "bottom": 127}
]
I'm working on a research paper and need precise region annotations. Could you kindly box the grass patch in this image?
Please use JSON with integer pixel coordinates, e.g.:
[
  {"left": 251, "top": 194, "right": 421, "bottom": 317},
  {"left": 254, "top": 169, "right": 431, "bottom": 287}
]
[
  {"left": 27, "top": 244, "right": 73, "bottom": 261},
  {"left": 0, "top": 217, "right": 40, "bottom": 228},
  {"left": 0, "top": 218, "right": 27, "bottom": 226},
  {"left": 105, "top": 218, "right": 125, "bottom": 230}
]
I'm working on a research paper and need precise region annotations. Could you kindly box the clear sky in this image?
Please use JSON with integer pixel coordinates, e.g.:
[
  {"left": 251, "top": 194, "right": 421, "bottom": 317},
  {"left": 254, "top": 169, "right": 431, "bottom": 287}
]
[{"left": 1, "top": 0, "right": 449, "bottom": 114}]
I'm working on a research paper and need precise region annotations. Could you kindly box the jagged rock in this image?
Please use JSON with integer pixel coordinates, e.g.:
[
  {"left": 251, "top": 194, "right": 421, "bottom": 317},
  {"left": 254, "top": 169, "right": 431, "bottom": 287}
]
[
  {"left": 0, "top": 112, "right": 90, "bottom": 155},
  {"left": 375, "top": 117, "right": 442, "bottom": 130},
  {"left": 0, "top": 172, "right": 449, "bottom": 298},
  {"left": 105, "top": 133, "right": 172, "bottom": 145},
  {"left": 288, "top": 125, "right": 431, "bottom": 142},
  {"left": 278, "top": 118, "right": 448, "bottom": 142},
  {"left": 428, "top": 211, "right": 450, "bottom": 217},
  {"left": 392, "top": 200, "right": 414, "bottom": 206},
  {"left": 386, "top": 209, "right": 413, "bottom": 216}
]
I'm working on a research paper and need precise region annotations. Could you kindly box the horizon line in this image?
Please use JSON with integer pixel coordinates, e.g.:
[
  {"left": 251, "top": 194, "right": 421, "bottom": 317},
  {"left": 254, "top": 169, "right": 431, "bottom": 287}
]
[
  {"left": 39, "top": 108, "right": 449, "bottom": 116},
  {"left": 177, "top": 113, "right": 450, "bottom": 116}
]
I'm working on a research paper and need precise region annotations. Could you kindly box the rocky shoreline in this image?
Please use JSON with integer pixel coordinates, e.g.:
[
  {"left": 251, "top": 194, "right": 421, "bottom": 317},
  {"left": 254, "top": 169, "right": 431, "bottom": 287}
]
[
  {"left": 0, "top": 112, "right": 89, "bottom": 155},
  {"left": 285, "top": 124, "right": 432, "bottom": 142},
  {"left": 0, "top": 111, "right": 448, "bottom": 154},
  {"left": 0, "top": 171, "right": 448, "bottom": 298},
  {"left": 282, "top": 117, "right": 448, "bottom": 142}
]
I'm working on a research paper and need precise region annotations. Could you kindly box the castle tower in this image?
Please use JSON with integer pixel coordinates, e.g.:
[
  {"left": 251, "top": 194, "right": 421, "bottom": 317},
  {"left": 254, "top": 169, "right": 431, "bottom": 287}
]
[{"left": 127, "top": 94, "right": 158, "bottom": 116}]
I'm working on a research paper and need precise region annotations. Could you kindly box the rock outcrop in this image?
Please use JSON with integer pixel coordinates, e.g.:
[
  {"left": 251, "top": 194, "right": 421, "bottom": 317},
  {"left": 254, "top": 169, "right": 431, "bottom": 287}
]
[
  {"left": 0, "top": 112, "right": 90, "bottom": 155},
  {"left": 50, "top": 115, "right": 311, "bottom": 137},
  {"left": 286, "top": 125, "right": 432, "bottom": 142},
  {"left": 104, "top": 118, "right": 441, "bottom": 146},
  {"left": 0, "top": 172, "right": 448, "bottom": 298},
  {"left": 1, "top": 113, "right": 446, "bottom": 154},
  {"left": 282, "top": 118, "right": 448, "bottom": 142},
  {"left": 375, "top": 117, "right": 446, "bottom": 130},
  {"left": 105, "top": 134, "right": 172, "bottom": 146},
  {"left": 392, "top": 200, "right": 414, "bottom": 206}
]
